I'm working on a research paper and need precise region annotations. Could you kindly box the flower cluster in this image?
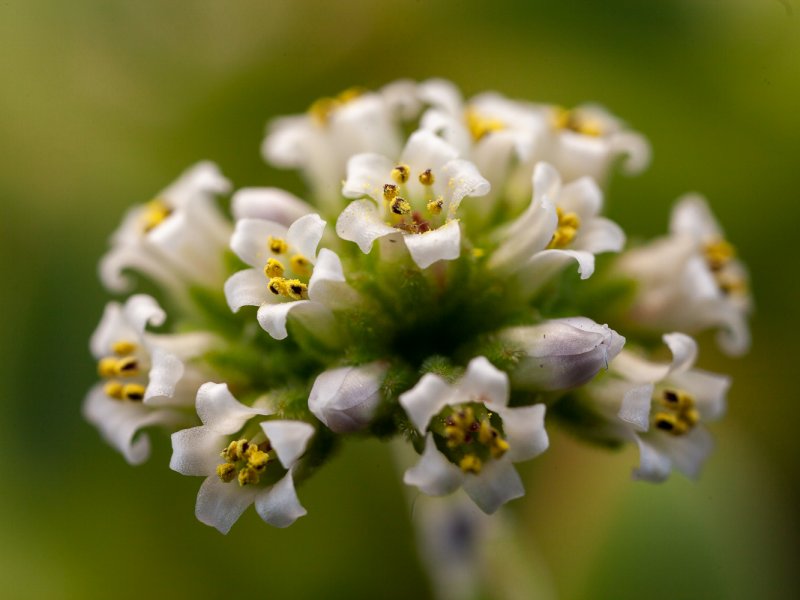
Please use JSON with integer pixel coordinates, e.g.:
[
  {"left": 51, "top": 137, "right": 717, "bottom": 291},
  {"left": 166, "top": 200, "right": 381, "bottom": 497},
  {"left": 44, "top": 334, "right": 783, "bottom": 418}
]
[{"left": 85, "top": 80, "right": 751, "bottom": 534}]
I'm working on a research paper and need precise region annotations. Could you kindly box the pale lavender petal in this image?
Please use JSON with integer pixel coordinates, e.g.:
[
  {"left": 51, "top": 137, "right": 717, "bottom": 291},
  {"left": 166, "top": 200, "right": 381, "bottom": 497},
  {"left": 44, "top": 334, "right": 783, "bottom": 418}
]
[
  {"left": 170, "top": 425, "right": 226, "bottom": 476},
  {"left": 196, "top": 382, "right": 269, "bottom": 433},
  {"left": 502, "top": 404, "right": 549, "bottom": 462},
  {"left": 254, "top": 470, "right": 307, "bottom": 528},
  {"left": 399, "top": 374, "right": 453, "bottom": 433},
  {"left": 462, "top": 458, "right": 524, "bottom": 514},
  {"left": 404, "top": 435, "right": 463, "bottom": 496},
  {"left": 618, "top": 384, "right": 654, "bottom": 432},
  {"left": 261, "top": 421, "right": 315, "bottom": 469},
  {"left": 195, "top": 475, "right": 259, "bottom": 534},
  {"left": 457, "top": 356, "right": 509, "bottom": 408}
]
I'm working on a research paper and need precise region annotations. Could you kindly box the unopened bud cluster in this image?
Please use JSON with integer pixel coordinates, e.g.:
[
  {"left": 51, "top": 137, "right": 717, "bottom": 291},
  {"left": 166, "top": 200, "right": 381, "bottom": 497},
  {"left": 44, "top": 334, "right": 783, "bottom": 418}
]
[{"left": 84, "top": 79, "right": 750, "bottom": 534}]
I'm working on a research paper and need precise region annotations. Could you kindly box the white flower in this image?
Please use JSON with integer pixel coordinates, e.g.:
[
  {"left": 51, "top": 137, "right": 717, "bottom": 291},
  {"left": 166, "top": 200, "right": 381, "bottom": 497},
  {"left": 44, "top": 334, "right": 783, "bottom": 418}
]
[
  {"left": 231, "top": 187, "right": 313, "bottom": 226},
  {"left": 587, "top": 333, "right": 729, "bottom": 482},
  {"left": 262, "top": 82, "right": 420, "bottom": 210},
  {"left": 99, "top": 162, "right": 232, "bottom": 297},
  {"left": 615, "top": 194, "right": 752, "bottom": 355},
  {"left": 336, "top": 130, "right": 490, "bottom": 269},
  {"left": 170, "top": 382, "right": 315, "bottom": 534},
  {"left": 488, "top": 162, "right": 625, "bottom": 294},
  {"left": 400, "top": 357, "right": 548, "bottom": 514},
  {"left": 83, "top": 294, "right": 217, "bottom": 465},
  {"left": 308, "top": 362, "right": 388, "bottom": 433},
  {"left": 224, "top": 213, "right": 358, "bottom": 341},
  {"left": 499, "top": 317, "right": 625, "bottom": 391}
]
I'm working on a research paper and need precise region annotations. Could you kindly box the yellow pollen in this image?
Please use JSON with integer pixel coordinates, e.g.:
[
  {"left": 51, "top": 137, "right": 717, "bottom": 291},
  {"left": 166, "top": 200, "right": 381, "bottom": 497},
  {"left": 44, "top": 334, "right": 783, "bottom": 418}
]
[
  {"left": 308, "top": 97, "right": 338, "bottom": 125},
  {"left": 383, "top": 184, "right": 398, "bottom": 201},
  {"left": 268, "top": 236, "right": 289, "bottom": 255},
  {"left": 98, "top": 357, "right": 119, "bottom": 378},
  {"left": 289, "top": 254, "right": 312, "bottom": 277},
  {"left": 391, "top": 164, "right": 411, "bottom": 184},
  {"left": 268, "top": 277, "right": 289, "bottom": 296},
  {"left": 459, "top": 454, "right": 483, "bottom": 474},
  {"left": 245, "top": 446, "right": 269, "bottom": 471},
  {"left": 222, "top": 439, "right": 249, "bottom": 462},
  {"left": 390, "top": 197, "right": 411, "bottom": 216},
  {"left": 661, "top": 389, "right": 693, "bottom": 411},
  {"left": 112, "top": 340, "right": 137, "bottom": 356},
  {"left": 654, "top": 412, "right": 690, "bottom": 436},
  {"left": 216, "top": 463, "right": 237, "bottom": 483},
  {"left": 490, "top": 437, "right": 510, "bottom": 459},
  {"left": 547, "top": 207, "right": 581, "bottom": 249},
  {"left": 553, "top": 107, "right": 603, "bottom": 137},
  {"left": 238, "top": 467, "right": 260, "bottom": 487},
  {"left": 477, "top": 420, "right": 494, "bottom": 445},
  {"left": 336, "top": 86, "right": 366, "bottom": 103},
  {"left": 104, "top": 381, "right": 124, "bottom": 400},
  {"left": 264, "top": 258, "right": 285, "bottom": 279},
  {"left": 654, "top": 388, "right": 699, "bottom": 436},
  {"left": 716, "top": 271, "right": 749, "bottom": 296},
  {"left": 115, "top": 356, "right": 140, "bottom": 377},
  {"left": 141, "top": 199, "right": 172, "bottom": 233},
  {"left": 418, "top": 169, "right": 435, "bottom": 186},
  {"left": 121, "top": 383, "right": 146, "bottom": 401},
  {"left": 284, "top": 279, "right": 309, "bottom": 300},
  {"left": 465, "top": 108, "right": 505, "bottom": 141},
  {"left": 704, "top": 239, "right": 736, "bottom": 271},
  {"left": 426, "top": 197, "right": 443, "bottom": 215}
]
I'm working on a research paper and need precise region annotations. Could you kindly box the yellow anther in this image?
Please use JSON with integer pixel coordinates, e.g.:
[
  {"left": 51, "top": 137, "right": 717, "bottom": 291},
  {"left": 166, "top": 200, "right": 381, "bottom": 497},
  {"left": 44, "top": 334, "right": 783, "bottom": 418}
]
[
  {"left": 238, "top": 466, "right": 260, "bottom": 487},
  {"left": 716, "top": 272, "right": 749, "bottom": 296},
  {"left": 336, "top": 86, "right": 366, "bottom": 104},
  {"left": 383, "top": 184, "right": 398, "bottom": 201},
  {"left": 471, "top": 248, "right": 485, "bottom": 259},
  {"left": 704, "top": 239, "right": 736, "bottom": 271},
  {"left": 104, "top": 381, "right": 124, "bottom": 400},
  {"left": 389, "top": 197, "right": 411, "bottom": 216},
  {"left": 683, "top": 408, "right": 701, "bottom": 428},
  {"left": 445, "top": 425, "right": 467, "bottom": 448},
  {"left": 547, "top": 207, "right": 581, "bottom": 249},
  {"left": 308, "top": 97, "right": 338, "bottom": 125},
  {"left": 268, "top": 236, "right": 289, "bottom": 255},
  {"left": 661, "top": 389, "right": 694, "bottom": 411},
  {"left": 426, "top": 197, "right": 443, "bottom": 215},
  {"left": 141, "top": 199, "right": 172, "bottom": 233},
  {"left": 246, "top": 448, "right": 269, "bottom": 471},
  {"left": 459, "top": 454, "right": 483, "bottom": 474},
  {"left": 418, "top": 169, "right": 435, "bottom": 186},
  {"left": 477, "top": 420, "right": 494, "bottom": 445},
  {"left": 268, "top": 277, "right": 289, "bottom": 296},
  {"left": 553, "top": 107, "right": 603, "bottom": 137},
  {"left": 222, "top": 439, "right": 249, "bottom": 462},
  {"left": 122, "top": 383, "right": 146, "bottom": 401},
  {"left": 284, "top": 279, "right": 309, "bottom": 301},
  {"left": 115, "top": 356, "right": 140, "bottom": 377},
  {"left": 465, "top": 108, "right": 505, "bottom": 141},
  {"left": 216, "top": 463, "right": 237, "bottom": 483},
  {"left": 112, "top": 340, "right": 137, "bottom": 356},
  {"left": 490, "top": 437, "right": 510, "bottom": 459},
  {"left": 653, "top": 412, "right": 691, "bottom": 436},
  {"left": 264, "top": 258, "right": 285, "bottom": 279},
  {"left": 98, "top": 357, "right": 119, "bottom": 378},
  {"left": 289, "top": 254, "right": 312, "bottom": 277},
  {"left": 391, "top": 164, "right": 411, "bottom": 184}
]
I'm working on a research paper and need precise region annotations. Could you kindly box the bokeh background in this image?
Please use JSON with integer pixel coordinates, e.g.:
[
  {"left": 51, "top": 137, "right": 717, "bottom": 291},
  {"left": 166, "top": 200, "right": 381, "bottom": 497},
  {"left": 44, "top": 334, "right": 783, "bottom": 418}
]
[{"left": 1, "top": 0, "right": 798, "bottom": 598}]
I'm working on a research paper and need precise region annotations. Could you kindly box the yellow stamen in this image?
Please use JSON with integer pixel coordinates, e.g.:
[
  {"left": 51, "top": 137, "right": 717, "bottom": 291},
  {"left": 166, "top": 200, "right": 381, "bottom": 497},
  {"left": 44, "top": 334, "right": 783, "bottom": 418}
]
[
  {"left": 547, "top": 207, "right": 581, "bottom": 249},
  {"left": 391, "top": 164, "right": 410, "bottom": 184},
  {"left": 465, "top": 108, "right": 504, "bottom": 141},
  {"left": 268, "top": 236, "right": 289, "bottom": 255},
  {"left": 238, "top": 466, "right": 260, "bottom": 486},
  {"left": 141, "top": 199, "right": 172, "bottom": 233},
  {"left": 390, "top": 197, "right": 411, "bottom": 216},
  {"left": 471, "top": 248, "right": 485, "bottom": 259},
  {"left": 222, "top": 439, "right": 249, "bottom": 463},
  {"left": 553, "top": 107, "right": 604, "bottom": 137},
  {"left": 245, "top": 447, "right": 270, "bottom": 471},
  {"left": 661, "top": 389, "right": 694, "bottom": 411},
  {"left": 704, "top": 239, "right": 736, "bottom": 271},
  {"left": 104, "top": 381, "right": 124, "bottom": 400},
  {"left": 477, "top": 420, "right": 494, "bottom": 445},
  {"left": 459, "top": 454, "right": 483, "bottom": 474},
  {"left": 654, "top": 412, "right": 689, "bottom": 436},
  {"left": 336, "top": 86, "right": 366, "bottom": 104},
  {"left": 284, "top": 279, "right": 309, "bottom": 301},
  {"left": 268, "top": 277, "right": 289, "bottom": 296},
  {"left": 418, "top": 169, "right": 435, "bottom": 186},
  {"left": 490, "top": 437, "right": 510, "bottom": 459},
  {"left": 216, "top": 463, "right": 237, "bottom": 483},
  {"left": 426, "top": 197, "right": 443, "bottom": 215},
  {"left": 98, "top": 357, "right": 118, "bottom": 378},
  {"left": 112, "top": 340, "right": 137, "bottom": 356},
  {"left": 383, "top": 184, "right": 398, "bottom": 201},
  {"left": 121, "top": 383, "right": 145, "bottom": 401},
  {"left": 308, "top": 97, "right": 338, "bottom": 125},
  {"left": 115, "top": 356, "right": 140, "bottom": 377},
  {"left": 289, "top": 254, "right": 312, "bottom": 277},
  {"left": 264, "top": 258, "right": 285, "bottom": 279}
]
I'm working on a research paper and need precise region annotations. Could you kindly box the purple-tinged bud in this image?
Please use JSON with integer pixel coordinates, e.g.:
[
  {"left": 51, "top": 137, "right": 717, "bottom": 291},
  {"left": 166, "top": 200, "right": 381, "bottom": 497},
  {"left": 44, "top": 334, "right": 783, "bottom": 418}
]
[{"left": 308, "top": 362, "right": 388, "bottom": 433}]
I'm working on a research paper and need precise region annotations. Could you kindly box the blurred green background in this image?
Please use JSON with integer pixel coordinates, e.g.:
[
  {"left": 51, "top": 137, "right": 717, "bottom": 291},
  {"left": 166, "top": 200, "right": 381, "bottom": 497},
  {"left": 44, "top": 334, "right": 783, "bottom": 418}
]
[{"left": 1, "top": 0, "right": 797, "bottom": 598}]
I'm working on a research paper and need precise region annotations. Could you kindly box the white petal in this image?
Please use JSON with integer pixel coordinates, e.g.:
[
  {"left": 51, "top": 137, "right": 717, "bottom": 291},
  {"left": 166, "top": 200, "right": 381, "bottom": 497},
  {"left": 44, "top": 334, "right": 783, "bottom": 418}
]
[
  {"left": 224, "top": 268, "right": 269, "bottom": 312},
  {"left": 90, "top": 302, "right": 127, "bottom": 358},
  {"left": 83, "top": 386, "right": 186, "bottom": 465},
  {"left": 196, "top": 382, "right": 269, "bottom": 433},
  {"left": 399, "top": 373, "right": 453, "bottom": 433},
  {"left": 124, "top": 294, "right": 166, "bottom": 335},
  {"left": 231, "top": 187, "right": 312, "bottom": 225},
  {"left": 618, "top": 384, "right": 654, "bottom": 432},
  {"left": 668, "top": 369, "right": 730, "bottom": 422},
  {"left": 286, "top": 213, "right": 327, "bottom": 260},
  {"left": 98, "top": 243, "right": 180, "bottom": 295},
  {"left": 518, "top": 250, "right": 595, "bottom": 295},
  {"left": 612, "top": 333, "right": 697, "bottom": 384},
  {"left": 342, "top": 153, "right": 394, "bottom": 201},
  {"left": 254, "top": 470, "right": 307, "bottom": 528},
  {"left": 163, "top": 161, "right": 231, "bottom": 206},
  {"left": 404, "top": 221, "right": 462, "bottom": 269},
  {"left": 336, "top": 199, "right": 397, "bottom": 254},
  {"left": 662, "top": 333, "right": 699, "bottom": 375},
  {"left": 557, "top": 176, "right": 603, "bottom": 219},
  {"left": 441, "top": 159, "right": 491, "bottom": 213},
  {"left": 664, "top": 426, "right": 714, "bottom": 480},
  {"left": 502, "top": 404, "right": 549, "bottom": 462},
  {"left": 307, "top": 248, "right": 360, "bottom": 310},
  {"left": 458, "top": 356, "right": 509, "bottom": 407},
  {"left": 256, "top": 299, "right": 307, "bottom": 340},
  {"left": 144, "top": 347, "right": 185, "bottom": 403},
  {"left": 308, "top": 362, "right": 387, "bottom": 433},
  {"left": 261, "top": 420, "right": 315, "bottom": 469},
  {"left": 462, "top": 458, "right": 524, "bottom": 514},
  {"left": 401, "top": 130, "right": 459, "bottom": 173},
  {"left": 195, "top": 475, "right": 258, "bottom": 534},
  {"left": 669, "top": 194, "right": 722, "bottom": 239},
  {"left": 577, "top": 217, "right": 625, "bottom": 255},
  {"left": 169, "top": 425, "right": 226, "bottom": 476},
  {"left": 610, "top": 131, "right": 651, "bottom": 175},
  {"left": 418, "top": 78, "right": 464, "bottom": 116},
  {"left": 404, "top": 435, "right": 463, "bottom": 496},
  {"left": 380, "top": 78, "right": 421, "bottom": 120},
  {"left": 230, "top": 219, "right": 289, "bottom": 268},
  {"left": 632, "top": 436, "right": 672, "bottom": 482}
]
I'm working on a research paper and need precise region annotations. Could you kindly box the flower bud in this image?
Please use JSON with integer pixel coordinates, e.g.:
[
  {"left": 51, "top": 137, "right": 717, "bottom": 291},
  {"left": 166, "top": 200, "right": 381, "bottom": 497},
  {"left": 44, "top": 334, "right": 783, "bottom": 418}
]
[
  {"left": 308, "top": 362, "right": 388, "bottom": 433},
  {"left": 499, "top": 317, "right": 625, "bottom": 391}
]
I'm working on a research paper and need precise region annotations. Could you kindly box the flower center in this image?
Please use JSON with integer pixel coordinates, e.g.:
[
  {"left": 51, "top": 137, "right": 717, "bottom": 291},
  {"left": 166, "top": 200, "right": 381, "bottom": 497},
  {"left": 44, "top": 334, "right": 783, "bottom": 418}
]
[
  {"left": 652, "top": 388, "right": 700, "bottom": 436},
  {"left": 96, "top": 339, "right": 146, "bottom": 401},
  {"left": 307, "top": 86, "right": 367, "bottom": 126},
  {"left": 702, "top": 238, "right": 748, "bottom": 297},
  {"left": 464, "top": 108, "right": 505, "bottom": 141},
  {"left": 216, "top": 438, "right": 274, "bottom": 487},
  {"left": 547, "top": 207, "right": 581, "bottom": 249},
  {"left": 263, "top": 236, "right": 311, "bottom": 301},
  {"left": 552, "top": 107, "right": 603, "bottom": 137},
  {"left": 382, "top": 166, "right": 445, "bottom": 234},
  {"left": 437, "top": 404, "right": 509, "bottom": 474},
  {"left": 140, "top": 199, "right": 173, "bottom": 233}
]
